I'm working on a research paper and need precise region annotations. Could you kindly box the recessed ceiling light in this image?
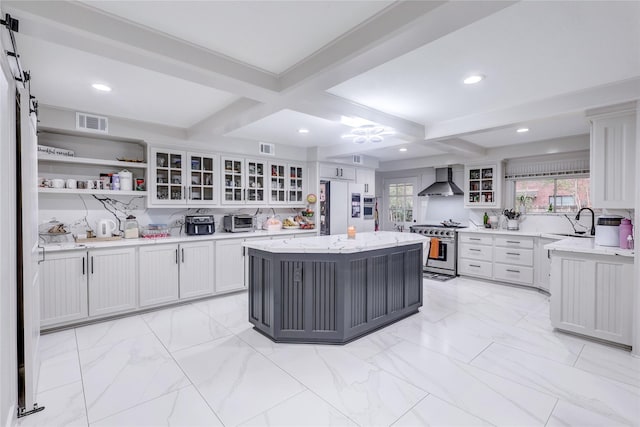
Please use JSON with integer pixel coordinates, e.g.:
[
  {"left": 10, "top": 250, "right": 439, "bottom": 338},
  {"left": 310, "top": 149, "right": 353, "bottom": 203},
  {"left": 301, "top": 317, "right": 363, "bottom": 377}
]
[
  {"left": 92, "top": 83, "right": 111, "bottom": 92},
  {"left": 517, "top": 127, "right": 529, "bottom": 133},
  {"left": 463, "top": 74, "right": 485, "bottom": 85},
  {"left": 298, "top": 128, "right": 309, "bottom": 134},
  {"left": 399, "top": 148, "right": 407, "bottom": 152},
  {"left": 340, "top": 115, "right": 375, "bottom": 128}
]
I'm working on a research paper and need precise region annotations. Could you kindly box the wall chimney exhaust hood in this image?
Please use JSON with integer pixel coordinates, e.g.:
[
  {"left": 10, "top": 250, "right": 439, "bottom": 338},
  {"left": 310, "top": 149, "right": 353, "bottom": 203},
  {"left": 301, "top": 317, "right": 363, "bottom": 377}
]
[{"left": 418, "top": 167, "right": 463, "bottom": 197}]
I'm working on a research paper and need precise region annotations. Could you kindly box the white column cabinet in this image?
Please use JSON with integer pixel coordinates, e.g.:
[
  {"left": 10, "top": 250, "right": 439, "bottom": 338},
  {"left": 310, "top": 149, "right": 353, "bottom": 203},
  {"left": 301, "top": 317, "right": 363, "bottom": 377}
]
[
  {"left": 356, "top": 168, "right": 376, "bottom": 195},
  {"left": 215, "top": 238, "right": 246, "bottom": 293},
  {"left": 88, "top": 247, "right": 137, "bottom": 317},
  {"left": 40, "top": 251, "right": 88, "bottom": 327},
  {"left": 588, "top": 103, "right": 636, "bottom": 209},
  {"left": 550, "top": 251, "right": 634, "bottom": 345},
  {"left": 179, "top": 241, "right": 215, "bottom": 299},
  {"left": 139, "top": 244, "right": 179, "bottom": 307},
  {"left": 320, "top": 163, "right": 356, "bottom": 181}
]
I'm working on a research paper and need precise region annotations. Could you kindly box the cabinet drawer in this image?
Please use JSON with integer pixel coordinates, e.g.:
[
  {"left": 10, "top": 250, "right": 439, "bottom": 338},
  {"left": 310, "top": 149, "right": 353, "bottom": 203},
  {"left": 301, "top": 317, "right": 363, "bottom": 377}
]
[
  {"left": 494, "top": 247, "right": 533, "bottom": 266},
  {"left": 459, "top": 244, "right": 493, "bottom": 261},
  {"left": 458, "top": 259, "right": 492, "bottom": 278},
  {"left": 494, "top": 236, "right": 534, "bottom": 249},
  {"left": 459, "top": 234, "right": 493, "bottom": 245},
  {"left": 494, "top": 263, "right": 534, "bottom": 285}
]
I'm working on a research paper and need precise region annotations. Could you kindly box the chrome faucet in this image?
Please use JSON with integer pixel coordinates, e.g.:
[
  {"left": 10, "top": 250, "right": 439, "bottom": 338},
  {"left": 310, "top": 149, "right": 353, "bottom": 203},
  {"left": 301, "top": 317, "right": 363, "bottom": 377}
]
[{"left": 575, "top": 208, "right": 596, "bottom": 236}]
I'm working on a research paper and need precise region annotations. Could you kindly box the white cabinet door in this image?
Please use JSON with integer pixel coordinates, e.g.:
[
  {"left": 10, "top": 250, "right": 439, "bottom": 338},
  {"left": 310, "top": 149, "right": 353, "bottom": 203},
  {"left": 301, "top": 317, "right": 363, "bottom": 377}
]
[
  {"left": 186, "top": 152, "right": 218, "bottom": 205},
  {"left": 40, "top": 251, "right": 88, "bottom": 327},
  {"left": 356, "top": 168, "right": 376, "bottom": 195},
  {"left": 536, "top": 237, "right": 560, "bottom": 292},
  {"left": 215, "top": 238, "right": 245, "bottom": 293},
  {"left": 179, "top": 241, "right": 215, "bottom": 299},
  {"left": 287, "top": 162, "right": 306, "bottom": 206},
  {"left": 139, "top": 244, "right": 179, "bottom": 307},
  {"left": 463, "top": 163, "right": 502, "bottom": 208},
  {"left": 245, "top": 158, "right": 267, "bottom": 204},
  {"left": 550, "top": 252, "right": 633, "bottom": 345},
  {"left": 320, "top": 163, "right": 356, "bottom": 181},
  {"left": 88, "top": 248, "right": 137, "bottom": 317},
  {"left": 589, "top": 109, "right": 636, "bottom": 209},
  {"left": 221, "top": 156, "right": 245, "bottom": 204},
  {"left": 150, "top": 147, "right": 187, "bottom": 205}
]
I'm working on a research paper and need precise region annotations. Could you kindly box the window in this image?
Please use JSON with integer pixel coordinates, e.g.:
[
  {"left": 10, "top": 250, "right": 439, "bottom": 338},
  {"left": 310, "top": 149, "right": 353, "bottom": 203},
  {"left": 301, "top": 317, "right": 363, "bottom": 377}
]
[
  {"left": 515, "top": 177, "right": 590, "bottom": 213},
  {"left": 383, "top": 177, "right": 418, "bottom": 231}
]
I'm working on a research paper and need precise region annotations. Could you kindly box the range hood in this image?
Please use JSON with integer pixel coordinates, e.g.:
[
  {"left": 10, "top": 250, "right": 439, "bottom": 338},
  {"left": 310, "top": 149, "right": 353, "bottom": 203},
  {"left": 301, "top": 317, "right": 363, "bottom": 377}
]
[{"left": 418, "top": 167, "right": 464, "bottom": 197}]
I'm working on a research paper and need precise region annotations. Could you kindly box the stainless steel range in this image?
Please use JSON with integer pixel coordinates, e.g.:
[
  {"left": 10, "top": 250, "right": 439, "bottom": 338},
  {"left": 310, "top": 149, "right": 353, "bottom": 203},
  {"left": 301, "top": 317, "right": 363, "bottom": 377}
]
[{"left": 410, "top": 224, "right": 465, "bottom": 278}]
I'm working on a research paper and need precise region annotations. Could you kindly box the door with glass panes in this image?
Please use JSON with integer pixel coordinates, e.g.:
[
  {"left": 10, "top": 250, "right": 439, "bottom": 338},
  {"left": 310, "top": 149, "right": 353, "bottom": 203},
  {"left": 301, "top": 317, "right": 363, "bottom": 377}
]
[
  {"left": 187, "top": 152, "right": 217, "bottom": 204},
  {"left": 245, "top": 159, "right": 266, "bottom": 204},
  {"left": 222, "top": 157, "right": 245, "bottom": 204},
  {"left": 152, "top": 148, "right": 186, "bottom": 204}
]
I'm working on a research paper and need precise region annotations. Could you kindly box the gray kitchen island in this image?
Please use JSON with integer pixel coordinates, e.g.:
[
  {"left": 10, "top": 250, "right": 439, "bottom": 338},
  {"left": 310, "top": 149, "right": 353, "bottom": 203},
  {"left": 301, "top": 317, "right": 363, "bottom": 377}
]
[{"left": 243, "top": 231, "right": 426, "bottom": 344}]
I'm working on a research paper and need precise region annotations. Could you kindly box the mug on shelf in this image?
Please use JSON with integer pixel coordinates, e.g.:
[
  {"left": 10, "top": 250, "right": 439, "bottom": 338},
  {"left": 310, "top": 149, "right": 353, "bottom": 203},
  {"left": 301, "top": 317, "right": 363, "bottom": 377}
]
[
  {"left": 51, "top": 179, "right": 65, "bottom": 189},
  {"left": 65, "top": 178, "right": 77, "bottom": 189}
]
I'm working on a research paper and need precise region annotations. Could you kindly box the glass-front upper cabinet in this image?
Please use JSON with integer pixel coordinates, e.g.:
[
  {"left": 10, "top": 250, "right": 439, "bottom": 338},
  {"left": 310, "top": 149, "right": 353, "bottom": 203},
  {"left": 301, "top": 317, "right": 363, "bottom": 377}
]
[
  {"left": 150, "top": 148, "right": 218, "bottom": 206},
  {"left": 221, "top": 156, "right": 245, "bottom": 204},
  {"left": 269, "top": 161, "right": 305, "bottom": 206},
  {"left": 188, "top": 152, "right": 217, "bottom": 204},
  {"left": 245, "top": 159, "right": 266, "bottom": 204},
  {"left": 464, "top": 162, "right": 502, "bottom": 208},
  {"left": 152, "top": 148, "right": 185, "bottom": 205}
]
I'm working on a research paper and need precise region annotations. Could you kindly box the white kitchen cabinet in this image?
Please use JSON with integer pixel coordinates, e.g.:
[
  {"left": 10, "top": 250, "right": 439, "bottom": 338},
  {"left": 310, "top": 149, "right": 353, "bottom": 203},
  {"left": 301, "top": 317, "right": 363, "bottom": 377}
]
[
  {"left": 319, "top": 163, "right": 356, "bottom": 181},
  {"left": 88, "top": 247, "right": 137, "bottom": 317},
  {"left": 40, "top": 251, "right": 88, "bottom": 327},
  {"left": 215, "top": 238, "right": 246, "bottom": 293},
  {"left": 588, "top": 103, "right": 636, "bottom": 209},
  {"left": 221, "top": 157, "right": 267, "bottom": 205},
  {"left": 139, "top": 244, "right": 179, "bottom": 307},
  {"left": 463, "top": 163, "right": 503, "bottom": 208},
  {"left": 550, "top": 250, "right": 634, "bottom": 345},
  {"left": 268, "top": 161, "right": 306, "bottom": 206},
  {"left": 356, "top": 167, "right": 376, "bottom": 195},
  {"left": 179, "top": 241, "right": 215, "bottom": 299},
  {"left": 535, "top": 236, "right": 562, "bottom": 292},
  {"left": 149, "top": 148, "right": 218, "bottom": 206},
  {"left": 457, "top": 233, "right": 493, "bottom": 279}
]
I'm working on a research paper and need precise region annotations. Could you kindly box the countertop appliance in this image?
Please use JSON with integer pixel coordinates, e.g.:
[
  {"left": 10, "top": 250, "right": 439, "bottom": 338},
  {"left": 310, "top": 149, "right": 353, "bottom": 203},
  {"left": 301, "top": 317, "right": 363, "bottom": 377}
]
[
  {"left": 595, "top": 215, "right": 622, "bottom": 247},
  {"left": 96, "top": 219, "right": 116, "bottom": 238},
  {"left": 410, "top": 224, "right": 466, "bottom": 279},
  {"left": 185, "top": 215, "right": 215, "bottom": 235},
  {"left": 223, "top": 214, "right": 255, "bottom": 233}
]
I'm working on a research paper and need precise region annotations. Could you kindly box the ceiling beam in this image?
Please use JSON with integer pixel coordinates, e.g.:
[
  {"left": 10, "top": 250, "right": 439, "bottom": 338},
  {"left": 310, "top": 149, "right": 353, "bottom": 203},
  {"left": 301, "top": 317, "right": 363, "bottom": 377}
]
[
  {"left": 426, "top": 137, "right": 487, "bottom": 156},
  {"left": 4, "top": 0, "right": 280, "bottom": 102}
]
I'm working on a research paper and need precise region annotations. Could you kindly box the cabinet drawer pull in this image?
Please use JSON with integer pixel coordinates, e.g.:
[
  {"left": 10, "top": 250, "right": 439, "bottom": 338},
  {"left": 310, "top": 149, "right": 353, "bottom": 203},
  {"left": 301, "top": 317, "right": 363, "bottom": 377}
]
[
  {"left": 506, "top": 269, "right": 520, "bottom": 273},
  {"left": 175, "top": 249, "right": 178, "bottom": 264},
  {"left": 469, "top": 264, "right": 481, "bottom": 268},
  {"left": 38, "top": 245, "right": 46, "bottom": 264},
  {"left": 469, "top": 248, "right": 481, "bottom": 252},
  {"left": 181, "top": 248, "right": 185, "bottom": 263},
  {"left": 469, "top": 238, "right": 481, "bottom": 241},
  {"left": 91, "top": 256, "right": 94, "bottom": 274},
  {"left": 506, "top": 252, "right": 520, "bottom": 256},
  {"left": 506, "top": 240, "right": 521, "bottom": 244},
  {"left": 82, "top": 257, "right": 85, "bottom": 275}
]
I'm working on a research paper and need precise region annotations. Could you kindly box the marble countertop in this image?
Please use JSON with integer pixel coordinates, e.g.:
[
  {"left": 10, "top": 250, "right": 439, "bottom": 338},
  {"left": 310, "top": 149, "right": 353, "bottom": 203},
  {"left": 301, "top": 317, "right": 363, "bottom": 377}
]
[
  {"left": 545, "top": 237, "right": 635, "bottom": 258},
  {"left": 459, "top": 227, "right": 597, "bottom": 241},
  {"left": 243, "top": 231, "right": 427, "bottom": 254},
  {"left": 42, "top": 228, "right": 317, "bottom": 252}
]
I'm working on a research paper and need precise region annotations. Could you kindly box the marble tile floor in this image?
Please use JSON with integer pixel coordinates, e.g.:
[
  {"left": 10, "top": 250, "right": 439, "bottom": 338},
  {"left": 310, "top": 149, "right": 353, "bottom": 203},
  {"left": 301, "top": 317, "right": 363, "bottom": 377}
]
[{"left": 18, "top": 277, "right": 640, "bottom": 427}]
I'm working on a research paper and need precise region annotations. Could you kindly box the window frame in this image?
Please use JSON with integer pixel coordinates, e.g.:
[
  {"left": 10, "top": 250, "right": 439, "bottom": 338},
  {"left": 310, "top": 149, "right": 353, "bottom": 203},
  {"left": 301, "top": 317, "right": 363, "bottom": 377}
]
[
  {"left": 383, "top": 177, "right": 417, "bottom": 230},
  {"left": 509, "top": 174, "right": 591, "bottom": 214}
]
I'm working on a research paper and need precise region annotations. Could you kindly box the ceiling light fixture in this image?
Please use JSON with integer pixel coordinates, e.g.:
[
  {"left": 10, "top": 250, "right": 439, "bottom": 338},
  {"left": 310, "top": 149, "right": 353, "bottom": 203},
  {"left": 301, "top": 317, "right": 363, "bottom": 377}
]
[
  {"left": 463, "top": 74, "right": 485, "bottom": 85},
  {"left": 517, "top": 127, "right": 529, "bottom": 133},
  {"left": 298, "top": 128, "right": 309, "bottom": 134},
  {"left": 92, "top": 83, "right": 112, "bottom": 92},
  {"left": 399, "top": 148, "right": 408, "bottom": 152},
  {"left": 342, "top": 124, "right": 394, "bottom": 144},
  {"left": 340, "top": 115, "right": 375, "bottom": 128}
]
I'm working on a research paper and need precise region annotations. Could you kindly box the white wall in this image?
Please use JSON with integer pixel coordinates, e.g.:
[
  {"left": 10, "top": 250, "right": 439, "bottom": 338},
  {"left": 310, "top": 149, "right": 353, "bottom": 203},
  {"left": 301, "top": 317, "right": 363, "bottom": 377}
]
[
  {"left": 634, "top": 103, "right": 640, "bottom": 356},
  {"left": 0, "top": 7, "right": 19, "bottom": 424}
]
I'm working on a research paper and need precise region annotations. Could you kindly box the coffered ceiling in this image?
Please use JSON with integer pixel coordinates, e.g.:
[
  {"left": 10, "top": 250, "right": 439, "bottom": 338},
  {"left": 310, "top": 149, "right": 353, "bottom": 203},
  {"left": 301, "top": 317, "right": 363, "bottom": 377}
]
[{"left": 3, "top": 1, "right": 640, "bottom": 164}]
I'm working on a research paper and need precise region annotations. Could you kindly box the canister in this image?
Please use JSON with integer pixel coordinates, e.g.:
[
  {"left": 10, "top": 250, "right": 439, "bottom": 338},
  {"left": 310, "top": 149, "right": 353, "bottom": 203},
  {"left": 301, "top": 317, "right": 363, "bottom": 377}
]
[{"left": 118, "top": 169, "right": 133, "bottom": 191}]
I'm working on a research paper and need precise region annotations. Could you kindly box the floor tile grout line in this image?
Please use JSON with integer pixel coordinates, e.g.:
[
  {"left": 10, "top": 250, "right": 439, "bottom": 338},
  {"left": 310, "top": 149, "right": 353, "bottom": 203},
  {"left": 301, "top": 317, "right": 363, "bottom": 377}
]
[
  {"left": 571, "top": 343, "right": 586, "bottom": 367},
  {"left": 141, "top": 312, "right": 228, "bottom": 427},
  {"left": 387, "top": 393, "right": 430, "bottom": 427},
  {"left": 543, "top": 398, "right": 560, "bottom": 427},
  {"left": 466, "top": 341, "right": 495, "bottom": 366},
  {"left": 73, "top": 328, "right": 90, "bottom": 427}
]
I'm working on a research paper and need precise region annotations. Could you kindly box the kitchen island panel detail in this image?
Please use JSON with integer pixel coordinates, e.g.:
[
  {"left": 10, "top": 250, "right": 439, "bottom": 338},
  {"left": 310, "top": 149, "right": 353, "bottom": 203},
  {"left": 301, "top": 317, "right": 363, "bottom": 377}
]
[{"left": 247, "top": 240, "right": 423, "bottom": 344}]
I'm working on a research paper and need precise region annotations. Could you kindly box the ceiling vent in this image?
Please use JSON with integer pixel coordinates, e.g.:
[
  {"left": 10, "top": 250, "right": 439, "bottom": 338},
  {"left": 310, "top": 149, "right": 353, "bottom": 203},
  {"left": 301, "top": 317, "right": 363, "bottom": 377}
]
[
  {"left": 76, "top": 112, "right": 108, "bottom": 134},
  {"left": 352, "top": 154, "right": 363, "bottom": 165},
  {"left": 259, "top": 142, "right": 275, "bottom": 156}
]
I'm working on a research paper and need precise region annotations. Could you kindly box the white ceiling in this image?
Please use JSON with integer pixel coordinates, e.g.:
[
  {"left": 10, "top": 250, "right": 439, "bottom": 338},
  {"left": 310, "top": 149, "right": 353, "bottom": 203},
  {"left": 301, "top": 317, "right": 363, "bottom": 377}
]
[{"left": 3, "top": 1, "right": 640, "bottom": 164}]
